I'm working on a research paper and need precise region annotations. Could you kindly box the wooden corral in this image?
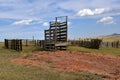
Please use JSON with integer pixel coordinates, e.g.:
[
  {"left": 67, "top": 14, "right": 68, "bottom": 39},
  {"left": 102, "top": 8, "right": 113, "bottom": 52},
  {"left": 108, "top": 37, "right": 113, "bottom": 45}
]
[{"left": 44, "top": 16, "right": 68, "bottom": 50}]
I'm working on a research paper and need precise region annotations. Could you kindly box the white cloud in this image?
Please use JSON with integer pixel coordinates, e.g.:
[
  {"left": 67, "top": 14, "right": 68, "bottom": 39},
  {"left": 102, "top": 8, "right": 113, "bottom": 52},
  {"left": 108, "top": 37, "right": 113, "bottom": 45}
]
[
  {"left": 77, "top": 9, "right": 94, "bottom": 16},
  {"left": 77, "top": 8, "right": 110, "bottom": 17},
  {"left": 12, "top": 19, "right": 33, "bottom": 26},
  {"left": 97, "top": 16, "right": 115, "bottom": 24},
  {"left": 94, "top": 8, "right": 110, "bottom": 14},
  {"left": 0, "top": 0, "right": 120, "bottom": 19},
  {"left": 68, "top": 22, "right": 71, "bottom": 26},
  {"left": 43, "top": 22, "right": 49, "bottom": 27},
  {"left": 59, "top": 0, "right": 120, "bottom": 11}
]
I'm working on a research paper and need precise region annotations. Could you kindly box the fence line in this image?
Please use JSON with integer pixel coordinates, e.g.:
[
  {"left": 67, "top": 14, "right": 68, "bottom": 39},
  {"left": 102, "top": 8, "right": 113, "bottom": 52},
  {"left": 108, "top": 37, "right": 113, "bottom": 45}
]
[
  {"left": 101, "top": 41, "right": 120, "bottom": 48},
  {"left": 68, "top": 39, "right": 102, "bottom": 49},
  {"left": 22, "top": 39, "right": 44, "bottom": 47},
  {"left": 5, "top": 39, "right": 45, "bottom": 51},
  {"left": 68, "top": 39, "right": 120, "bottom": 48}
]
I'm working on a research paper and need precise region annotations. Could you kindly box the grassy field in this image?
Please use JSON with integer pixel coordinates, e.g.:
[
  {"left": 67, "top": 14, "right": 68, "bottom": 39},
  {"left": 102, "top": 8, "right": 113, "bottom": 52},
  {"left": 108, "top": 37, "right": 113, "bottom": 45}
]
[
  {"left": 68, "top": 46, "right": 120, "bottom": 56},
  {"left": 0, "top": 42, "right": 104, "bottom": 80},
  {"left": 99, "top": 36, "right": 120, "bottom": 42},
  {"left": 102, "top": 37, "right": 120, "bottom": 42}
]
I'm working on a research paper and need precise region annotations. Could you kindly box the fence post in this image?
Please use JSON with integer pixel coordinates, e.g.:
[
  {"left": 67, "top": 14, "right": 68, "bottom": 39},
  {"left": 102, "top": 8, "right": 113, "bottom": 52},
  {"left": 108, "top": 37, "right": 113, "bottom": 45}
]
[
  {"left": 26, "top": 40, "right": 28, "bottom": 46},
  {"left": 20, "top": 39, "right": 22, "bottom": 51},
  {"left": 34, "top": 40, "right": 37, "bottom": 46}
]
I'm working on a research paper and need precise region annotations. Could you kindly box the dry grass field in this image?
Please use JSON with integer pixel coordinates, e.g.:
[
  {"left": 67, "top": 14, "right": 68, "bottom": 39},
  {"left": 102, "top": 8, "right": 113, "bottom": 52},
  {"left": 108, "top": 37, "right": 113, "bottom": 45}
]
[{"left": 0, "top": 42, "right": 120, "bottom": 80}]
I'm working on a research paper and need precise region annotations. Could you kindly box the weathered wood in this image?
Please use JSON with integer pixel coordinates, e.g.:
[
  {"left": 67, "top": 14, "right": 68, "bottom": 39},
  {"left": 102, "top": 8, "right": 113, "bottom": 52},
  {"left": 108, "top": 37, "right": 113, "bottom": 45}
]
[
  {"left": 44, "top": 16, "right": 68, "bottom": 50},
  {"left": 4, "top": 39, "right": 22, "bottom": 51}
]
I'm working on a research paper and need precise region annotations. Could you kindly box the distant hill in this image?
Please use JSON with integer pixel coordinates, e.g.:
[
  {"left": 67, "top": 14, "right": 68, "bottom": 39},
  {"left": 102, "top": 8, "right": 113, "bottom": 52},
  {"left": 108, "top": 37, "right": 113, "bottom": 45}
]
[
  {"left": 99, "top": 33, "right": 120, "bottom": 42},
  {"left": 106, "top": 33, "right": 120, "bottom": 37}
]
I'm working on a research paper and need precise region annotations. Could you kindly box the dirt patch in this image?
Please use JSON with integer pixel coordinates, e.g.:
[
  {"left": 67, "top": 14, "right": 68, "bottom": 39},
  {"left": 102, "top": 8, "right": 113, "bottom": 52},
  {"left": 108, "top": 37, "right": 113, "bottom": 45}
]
[{"left": 11, "top": 51, "right": 120, "bottom": 80}]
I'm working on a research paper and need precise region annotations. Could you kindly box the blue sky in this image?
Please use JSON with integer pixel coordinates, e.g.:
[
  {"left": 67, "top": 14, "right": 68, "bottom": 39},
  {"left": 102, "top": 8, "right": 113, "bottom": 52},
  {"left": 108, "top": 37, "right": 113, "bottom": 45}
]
[{"left": 0, "top": 0, "right": 120, "bottom": 41}]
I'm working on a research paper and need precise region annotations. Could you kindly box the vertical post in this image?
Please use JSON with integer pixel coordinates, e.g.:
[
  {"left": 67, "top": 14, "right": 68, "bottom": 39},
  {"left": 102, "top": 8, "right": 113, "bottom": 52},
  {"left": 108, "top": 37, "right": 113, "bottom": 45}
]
[
  {"left": 12, "top": 39, "right": 15, "bottom": 50},
  {"left": 116, "top": 40, "right": 119, "bottom": 48},
  {"left": 44, "top": 30, "right": 46, "bottom": 50},
  {"left": 26, "top": 40, "right": 28, "bottom": 46},
  {"left": 16, "top": 40, "right": 18, "bottom": 51},
  {"left": 33, "top": 36, "right": 34, "bottom": 41},
  {"left": 20, "top": 39, "right": 22, "bottom": 51},
  {"left": 4, "top": 39, "right": 6, "bottom": 48},
  {"left": 15, "top": 39, "right": 16, "bottom": 50},
  {"left": 36, "top": 40, "right": 38, "bottom": 46},
  {"left": 49, "top": 22, "right": 51, "bottom": 43},
  {"left": 40, "top": 40, "right": 41, "bottom": 47},
  {"left": 34, "top": 40, "right": 36, "bottom": 46},
  {"left": 66, "top": 16, "right": 68, "bottom": 42},
  {"left": 55, "top": 17, "right": 57, "bottom": 44},
  {"left": 7, "top": 39, "right": 9, "bottom": 49},
  {"left": 10, "top": 40, "right": 12, "bottom": 49}
]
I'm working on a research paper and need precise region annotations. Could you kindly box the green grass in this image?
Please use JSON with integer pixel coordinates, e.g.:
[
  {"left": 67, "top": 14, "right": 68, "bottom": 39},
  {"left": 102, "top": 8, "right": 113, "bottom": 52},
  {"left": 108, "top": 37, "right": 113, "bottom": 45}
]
[
  {"left": 22, "top": 45, "right": 43, "bottom": 52},
  {"left": 0, "top": 42, "right": 104, "bottom": 80},
  {"left": 0, "top": 42, "right": 43, "bottom": 53},
  {"left": 68, "top": 46, "right": 120, "bottom": 56},
  {"left": 0, "top": 42, "right": 19, "bottom": 54}
]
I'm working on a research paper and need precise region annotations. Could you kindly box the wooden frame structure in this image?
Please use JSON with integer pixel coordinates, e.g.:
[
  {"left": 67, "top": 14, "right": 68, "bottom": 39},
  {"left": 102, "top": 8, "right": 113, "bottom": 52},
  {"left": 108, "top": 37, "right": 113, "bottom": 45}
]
[{"left": 44, "top": 16, "right": 68, "bottom": 50}]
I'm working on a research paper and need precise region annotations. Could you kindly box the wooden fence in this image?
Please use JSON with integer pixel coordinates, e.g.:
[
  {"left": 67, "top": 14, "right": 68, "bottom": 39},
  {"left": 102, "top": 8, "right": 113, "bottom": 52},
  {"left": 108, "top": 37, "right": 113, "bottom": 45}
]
[
  {"left": 5, "top": 39, "right": 22, "bottom": 51},
  {"left": 68, "top": 39, "right": 120, "bottom": 48},
  {"left": 4, "top": 39, "right": 45, "bottom": 51},
  {"left": 101, "top": 41, "right": 120, "bottom": 48},
  {"left": 22, "top": 39, "right": 44, "bottom": 47},
  {"left": 68, "top": 39, "right": 102, "bottom": 49},
  {"left": 36, "top": 40, "right": 44, "bottom": 48}
]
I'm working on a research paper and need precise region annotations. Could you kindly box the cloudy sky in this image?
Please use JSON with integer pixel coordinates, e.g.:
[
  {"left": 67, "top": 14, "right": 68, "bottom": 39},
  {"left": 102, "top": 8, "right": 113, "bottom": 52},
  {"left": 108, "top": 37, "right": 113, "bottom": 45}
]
[{"left": 0, "top": 0, "right": 120, "bottom": 41}]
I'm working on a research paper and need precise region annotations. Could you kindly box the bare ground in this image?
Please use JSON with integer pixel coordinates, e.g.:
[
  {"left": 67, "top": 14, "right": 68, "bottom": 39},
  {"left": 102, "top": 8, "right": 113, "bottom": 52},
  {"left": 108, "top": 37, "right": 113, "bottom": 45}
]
[{"left": 10, "top": 51, "right": 120, "bottom": 80}]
